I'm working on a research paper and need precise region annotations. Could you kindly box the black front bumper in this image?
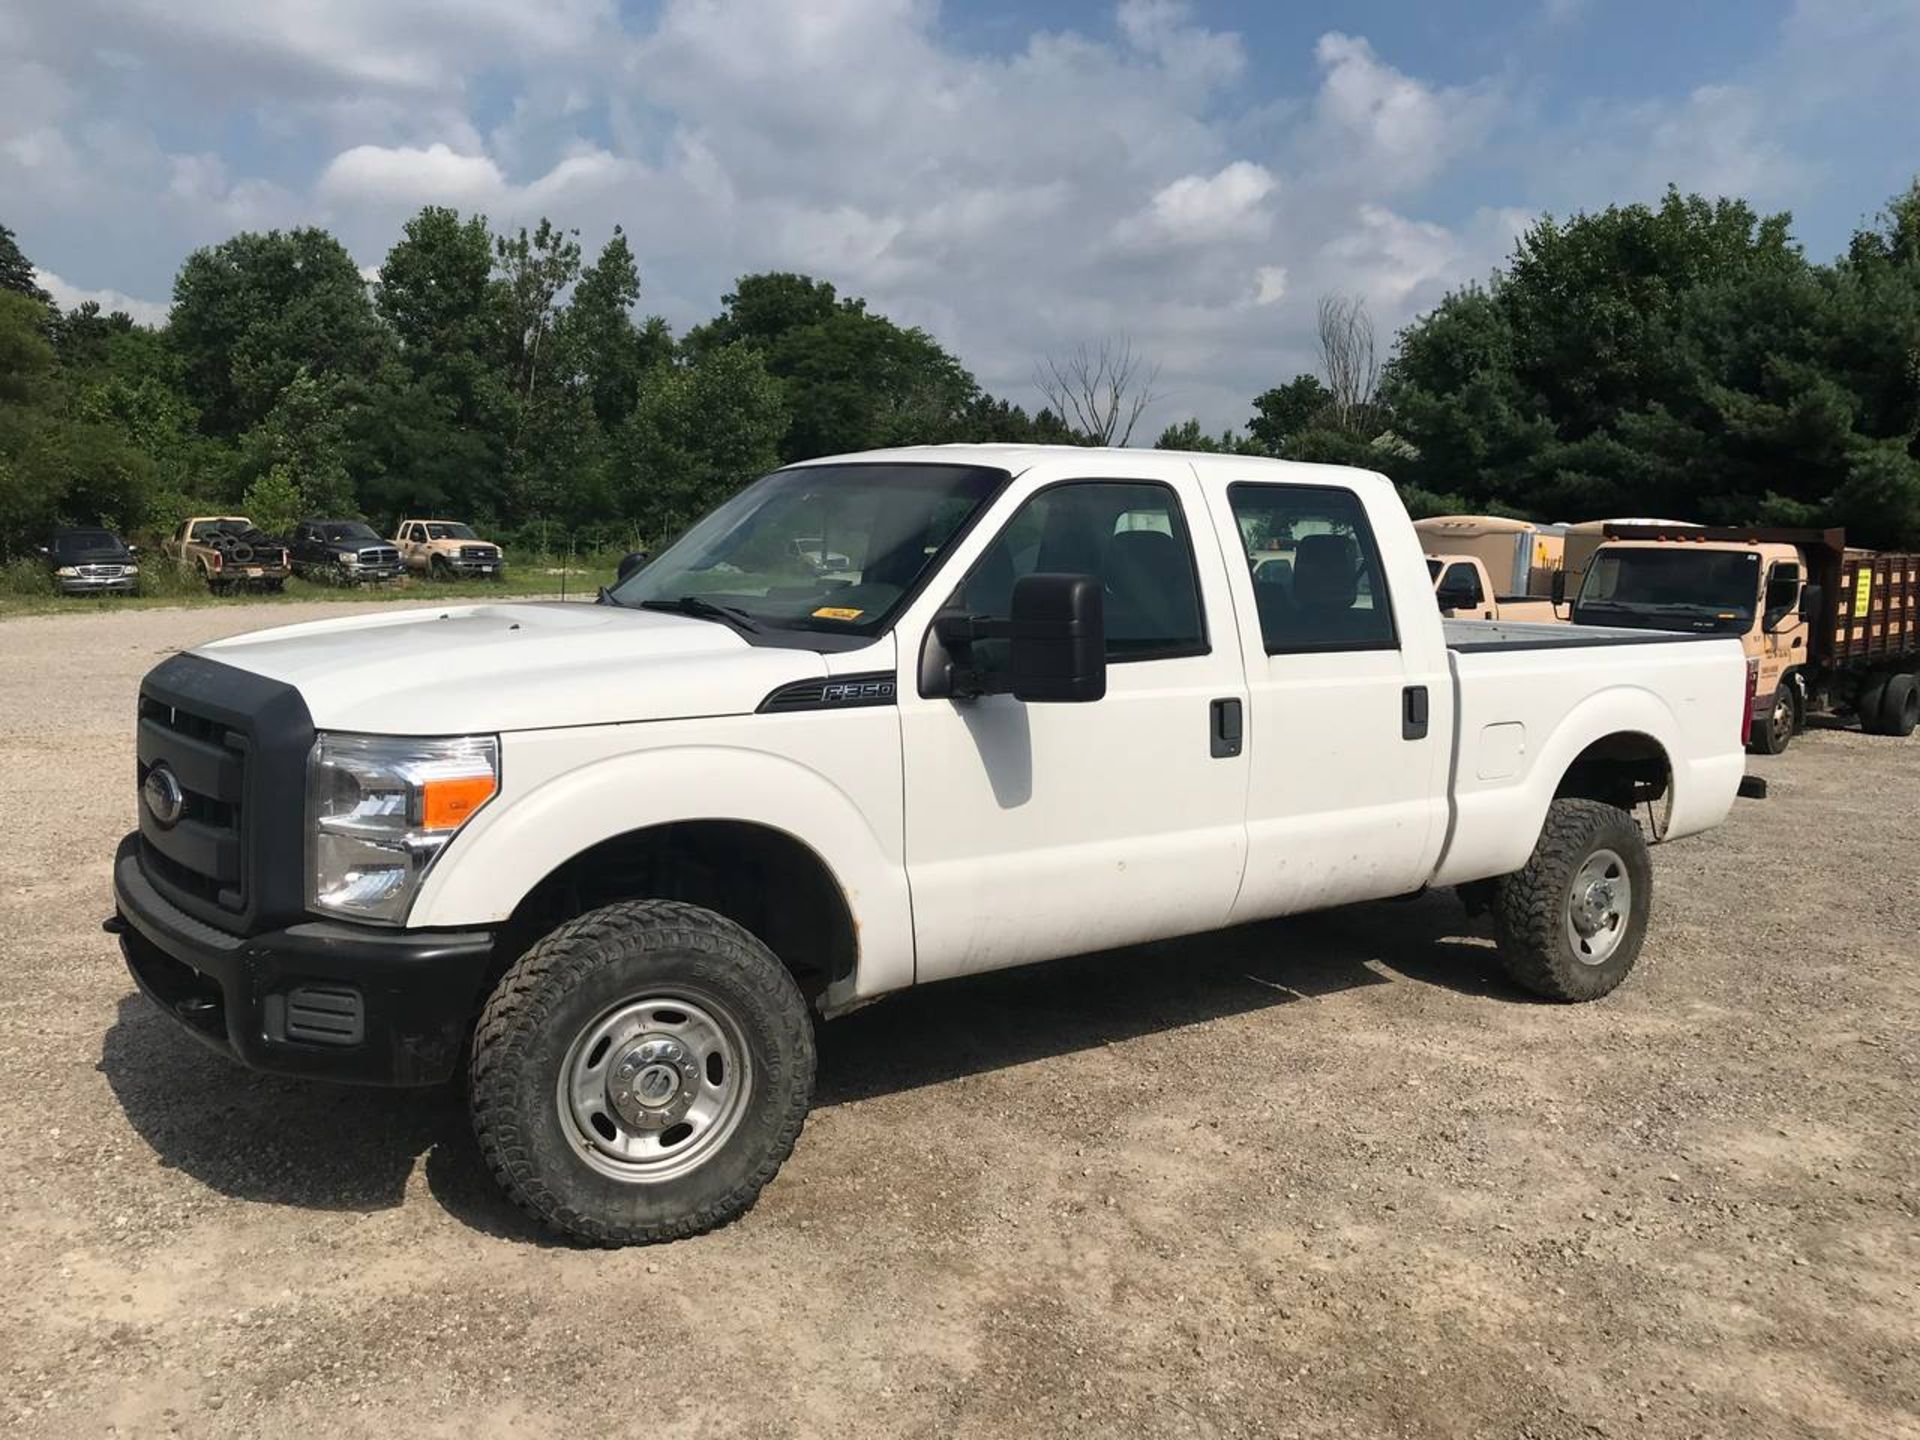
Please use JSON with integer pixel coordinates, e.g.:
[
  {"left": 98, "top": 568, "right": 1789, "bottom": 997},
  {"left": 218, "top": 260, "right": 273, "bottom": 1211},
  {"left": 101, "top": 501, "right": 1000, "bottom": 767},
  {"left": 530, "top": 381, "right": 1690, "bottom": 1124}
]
[{"left": 113, "top": 834, "right": 495, "bottom": 1086}]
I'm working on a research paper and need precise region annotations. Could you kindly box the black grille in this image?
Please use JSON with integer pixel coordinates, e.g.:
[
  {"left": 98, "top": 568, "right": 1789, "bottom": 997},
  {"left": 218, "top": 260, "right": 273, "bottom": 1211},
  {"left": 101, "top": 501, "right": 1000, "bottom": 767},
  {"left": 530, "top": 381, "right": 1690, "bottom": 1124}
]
[
  {"left": 134, "top": 653, "right": 316, "bottom": 936},
  {"left": 460, "top": 545, "right": 495, "bottom": 561},
  {"left": 359, "top": 547, "right": 399, "bottom": 567}
]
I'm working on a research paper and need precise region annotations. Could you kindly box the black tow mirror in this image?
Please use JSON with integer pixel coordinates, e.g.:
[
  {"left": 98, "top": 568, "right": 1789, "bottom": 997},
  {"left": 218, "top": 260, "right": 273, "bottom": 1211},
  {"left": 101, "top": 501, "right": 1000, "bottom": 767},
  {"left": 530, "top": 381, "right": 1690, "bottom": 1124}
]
[
  {"left": 930, "top": 572, "right": 1106, "bottom": 703},
  {"left": 1009, "top": 572, "right": 1106, "bottom": 703},
  {"left": 1550, "top": 569, "right": 1567, "bottom": 605},
  {"left": 1435, "top": 587, "right": 1474, "bottom": 612},
  {"left": 1797, "top": 583, "right": 1822, "bottom": 623}
]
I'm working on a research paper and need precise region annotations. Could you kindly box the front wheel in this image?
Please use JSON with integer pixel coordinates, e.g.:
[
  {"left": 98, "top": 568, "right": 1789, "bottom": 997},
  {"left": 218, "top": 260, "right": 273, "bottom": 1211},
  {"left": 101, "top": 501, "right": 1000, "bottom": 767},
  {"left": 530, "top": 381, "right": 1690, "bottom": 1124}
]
[
  {"left": 1749, "top": 684, "right": 1797, "bottom": 755},
  {"left": 1494, "top": 798, "right": 1653, "bottom": 1002},
  {"left": 431, "top": 556, "right": 453, "bottom": 582},
  {"left": 470, "top": 901, "right": 816, "bottom": 1246}
]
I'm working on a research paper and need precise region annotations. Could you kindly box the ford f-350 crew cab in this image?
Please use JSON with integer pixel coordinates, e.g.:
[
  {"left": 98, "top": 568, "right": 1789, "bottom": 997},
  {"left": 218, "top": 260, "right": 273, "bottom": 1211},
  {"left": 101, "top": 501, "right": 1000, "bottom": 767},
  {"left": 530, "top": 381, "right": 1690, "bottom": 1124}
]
[{"left": 113, "top": 446, "right": 1752, "bottom": 1246}]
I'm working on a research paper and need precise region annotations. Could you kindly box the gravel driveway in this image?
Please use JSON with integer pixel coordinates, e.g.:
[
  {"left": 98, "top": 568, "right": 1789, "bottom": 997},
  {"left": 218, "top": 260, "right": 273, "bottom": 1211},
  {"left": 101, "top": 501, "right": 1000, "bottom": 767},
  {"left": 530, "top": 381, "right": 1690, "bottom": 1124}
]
[{"left": 1, "top": 600, "right": 1915, "bottom": 1438}]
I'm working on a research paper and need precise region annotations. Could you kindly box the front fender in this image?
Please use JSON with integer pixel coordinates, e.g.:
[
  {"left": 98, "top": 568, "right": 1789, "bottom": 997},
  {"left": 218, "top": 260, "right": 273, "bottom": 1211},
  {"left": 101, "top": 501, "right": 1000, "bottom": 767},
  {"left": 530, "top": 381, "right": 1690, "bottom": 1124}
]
[{"left": 407, "top": 735, "right": 914, "bottom": 998}]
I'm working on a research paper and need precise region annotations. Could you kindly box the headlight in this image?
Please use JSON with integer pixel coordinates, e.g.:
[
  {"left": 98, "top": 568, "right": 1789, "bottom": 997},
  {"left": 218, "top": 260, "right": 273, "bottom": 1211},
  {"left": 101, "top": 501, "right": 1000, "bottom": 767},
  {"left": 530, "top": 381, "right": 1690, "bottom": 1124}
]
[
  {"left": 55, "top": 566, "right": 80, "bottom": 577},
  {"left": 307, "top": 733, "right": 499, "bottom": 924},
  {"left": 125, "top": 564, "right": 139, "bottom": 575},
  {"left": 337, "top": 550, "right": 360, "bottom": 565}
]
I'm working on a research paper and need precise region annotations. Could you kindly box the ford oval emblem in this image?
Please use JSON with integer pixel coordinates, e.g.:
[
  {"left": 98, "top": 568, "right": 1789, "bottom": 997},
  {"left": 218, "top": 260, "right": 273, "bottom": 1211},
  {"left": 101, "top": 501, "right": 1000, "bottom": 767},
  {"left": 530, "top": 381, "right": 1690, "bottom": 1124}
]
[{"left": 143, "top": 764, "right": 185, "bottom": 829}]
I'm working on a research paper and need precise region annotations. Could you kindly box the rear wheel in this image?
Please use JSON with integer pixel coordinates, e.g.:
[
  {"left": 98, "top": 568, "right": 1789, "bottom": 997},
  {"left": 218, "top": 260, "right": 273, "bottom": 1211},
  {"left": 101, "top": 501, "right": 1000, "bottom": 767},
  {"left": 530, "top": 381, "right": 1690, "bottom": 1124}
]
[
  {"left": 470, "top": 901, "right": 815, "bottom": 1246},
  {"left": 1858, "top": 672, "right": 1894, "bottom": 734},
  {"left": 1749, "top": 684, "right": 1798, "bottom": 755},
  {"left": 1881, "top": 673, "right": 1919, "bottom": 739},
  {"left": 1494, "top": 798, "right": 1652, "bottom": 1002}
]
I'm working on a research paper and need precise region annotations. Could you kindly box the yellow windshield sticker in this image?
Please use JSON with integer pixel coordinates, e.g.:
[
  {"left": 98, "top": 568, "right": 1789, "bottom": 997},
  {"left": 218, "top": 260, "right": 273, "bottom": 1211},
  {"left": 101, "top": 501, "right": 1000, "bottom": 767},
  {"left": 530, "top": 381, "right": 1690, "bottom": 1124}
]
[
  {"left": 812, "top": 606, "right": 865, "bottom": 621},
  {"left": 1853, "top": 569, "right": 1873, "bottom": 619}
]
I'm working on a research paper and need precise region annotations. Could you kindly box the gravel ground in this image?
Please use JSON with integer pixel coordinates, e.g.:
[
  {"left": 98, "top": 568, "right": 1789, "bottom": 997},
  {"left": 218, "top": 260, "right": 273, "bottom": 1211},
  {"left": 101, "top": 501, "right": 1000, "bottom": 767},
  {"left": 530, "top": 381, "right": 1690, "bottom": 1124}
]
[{"left": 1, "top": 599, "right": 1915, "bottom": 1439}]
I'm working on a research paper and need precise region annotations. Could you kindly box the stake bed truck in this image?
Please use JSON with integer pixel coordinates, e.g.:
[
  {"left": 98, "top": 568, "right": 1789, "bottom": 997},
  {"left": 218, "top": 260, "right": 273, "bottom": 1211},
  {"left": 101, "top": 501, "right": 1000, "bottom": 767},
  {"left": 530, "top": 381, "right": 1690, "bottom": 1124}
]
[{"left": 113, "top": 447, "right": 1753, "bottom": 1244}]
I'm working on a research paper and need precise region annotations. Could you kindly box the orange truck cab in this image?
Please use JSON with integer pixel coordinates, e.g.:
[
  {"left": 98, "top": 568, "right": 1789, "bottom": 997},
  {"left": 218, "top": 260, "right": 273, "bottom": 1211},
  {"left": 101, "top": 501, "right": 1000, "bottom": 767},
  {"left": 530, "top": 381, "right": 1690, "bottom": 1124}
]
[{"left": 1571, "top": 525, "right": 1920, "bottom": 753}]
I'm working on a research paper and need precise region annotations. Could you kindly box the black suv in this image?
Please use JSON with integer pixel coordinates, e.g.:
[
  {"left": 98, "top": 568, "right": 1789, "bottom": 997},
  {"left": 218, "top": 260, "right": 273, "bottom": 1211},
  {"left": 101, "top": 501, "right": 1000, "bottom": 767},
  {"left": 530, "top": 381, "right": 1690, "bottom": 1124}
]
[
  {"left": 288, "top": 519, "right": 404, "bottom": 584},
  {"left": 43, "top": 527, "right": 139, "bottom": 595}
]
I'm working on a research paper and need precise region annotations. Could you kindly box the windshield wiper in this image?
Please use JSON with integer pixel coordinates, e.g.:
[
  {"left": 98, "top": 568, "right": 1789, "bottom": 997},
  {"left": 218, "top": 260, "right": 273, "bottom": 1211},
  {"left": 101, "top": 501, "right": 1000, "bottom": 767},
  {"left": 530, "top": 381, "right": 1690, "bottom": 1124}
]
[{"left": 636, "top": 595, "right": 762, "bottom": 633}]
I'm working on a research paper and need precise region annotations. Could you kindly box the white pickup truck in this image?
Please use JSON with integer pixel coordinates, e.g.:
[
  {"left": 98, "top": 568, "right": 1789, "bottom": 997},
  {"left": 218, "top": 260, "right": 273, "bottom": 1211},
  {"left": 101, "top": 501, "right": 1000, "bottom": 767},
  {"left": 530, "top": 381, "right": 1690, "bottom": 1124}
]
[{"left": 113, "top": 446, "right": 1753, "bottom": 1245}]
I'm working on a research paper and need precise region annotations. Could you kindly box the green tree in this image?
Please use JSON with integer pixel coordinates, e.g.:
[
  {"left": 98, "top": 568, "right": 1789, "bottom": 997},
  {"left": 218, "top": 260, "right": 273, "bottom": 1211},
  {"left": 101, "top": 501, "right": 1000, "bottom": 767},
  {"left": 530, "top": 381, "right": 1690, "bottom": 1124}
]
[
  {"left": 1247, "top": 374, "right": 1331, "bottom": 453},
  {"left": 170, "top": 228, "right": 388, "bottom": 438},
  {"left": 0, "top": 223, "right": 51, "bottom": 305},
  {"left": 557, "top": 227, "right": 668, "bottom": 432},
  {"left": 615, "top": 344, "right": 789, "bottom": 543},
  {"left": 688, "top": 273, "right": 979, "bottom": 460},
  {"left": 1154, "top": 417, "right": 1263, "bottom": 454}
]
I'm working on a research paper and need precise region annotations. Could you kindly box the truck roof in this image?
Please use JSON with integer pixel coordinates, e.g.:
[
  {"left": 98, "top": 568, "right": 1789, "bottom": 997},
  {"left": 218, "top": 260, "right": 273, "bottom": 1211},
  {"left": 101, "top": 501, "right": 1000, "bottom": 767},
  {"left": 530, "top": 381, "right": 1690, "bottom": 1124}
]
[{"left": 791, "top": 444, "right": 1399, "bottom": 497}]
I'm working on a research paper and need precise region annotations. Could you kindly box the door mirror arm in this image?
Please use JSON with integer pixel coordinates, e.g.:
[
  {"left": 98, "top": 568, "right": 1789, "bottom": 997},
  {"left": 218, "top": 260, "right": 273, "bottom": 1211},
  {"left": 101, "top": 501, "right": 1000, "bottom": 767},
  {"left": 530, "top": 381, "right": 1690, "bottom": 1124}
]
[{"left": 931, "top": 610, "right": 1011, "bottom": 700}]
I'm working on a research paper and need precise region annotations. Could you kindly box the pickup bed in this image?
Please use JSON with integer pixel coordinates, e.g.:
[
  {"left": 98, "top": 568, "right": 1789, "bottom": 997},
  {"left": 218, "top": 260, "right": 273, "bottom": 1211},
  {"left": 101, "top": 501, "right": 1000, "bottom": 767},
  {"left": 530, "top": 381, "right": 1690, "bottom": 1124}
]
[{"left": 113, "top": 446, "right": 1751, "bottom": 1245}]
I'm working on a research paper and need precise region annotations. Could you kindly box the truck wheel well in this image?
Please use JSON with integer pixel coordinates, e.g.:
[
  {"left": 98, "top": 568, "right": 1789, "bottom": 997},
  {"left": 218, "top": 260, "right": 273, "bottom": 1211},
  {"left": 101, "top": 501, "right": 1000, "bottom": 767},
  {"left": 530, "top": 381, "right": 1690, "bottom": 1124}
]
[
  {"left": 1554, "top": 732, "right": 1672, "bottom": 831},
  {"left": 497, "top": 821, "right": 856, "bottom": 1003}
]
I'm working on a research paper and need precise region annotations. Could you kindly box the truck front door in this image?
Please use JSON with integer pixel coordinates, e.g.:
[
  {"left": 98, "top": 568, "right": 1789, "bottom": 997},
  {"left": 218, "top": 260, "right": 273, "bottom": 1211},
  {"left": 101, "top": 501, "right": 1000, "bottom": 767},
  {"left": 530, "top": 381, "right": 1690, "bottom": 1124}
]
[
  {"left": 898, "top": 463, "right": 1250, "bottom": 982},
  {"left": 1206, "top": 479, "right": 1450, "bottom": 920}
]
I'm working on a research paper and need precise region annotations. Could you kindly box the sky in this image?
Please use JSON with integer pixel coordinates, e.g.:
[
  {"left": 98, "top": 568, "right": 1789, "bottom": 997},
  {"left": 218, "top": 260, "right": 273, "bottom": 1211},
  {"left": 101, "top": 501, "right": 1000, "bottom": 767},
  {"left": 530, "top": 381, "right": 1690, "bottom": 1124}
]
[{"left": 4, "top": 0, "right": 1918, "bottom": 436}]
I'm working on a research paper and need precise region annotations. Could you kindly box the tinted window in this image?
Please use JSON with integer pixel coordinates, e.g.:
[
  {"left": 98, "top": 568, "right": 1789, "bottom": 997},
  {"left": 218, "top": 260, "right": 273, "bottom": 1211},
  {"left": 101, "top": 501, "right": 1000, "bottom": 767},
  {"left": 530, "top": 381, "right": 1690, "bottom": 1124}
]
[
  {"left": 956, "top": 480, "right": 1206, "bottom": 663},
  {"left": 322, "top": 522, "right": 378, "bottom": 543},
  {"left": 1439, "top": 562, "right": 1484, "bottom": 607},
  {"left": 1229, "top": 484, "right": 1397, "bottom": 653}
]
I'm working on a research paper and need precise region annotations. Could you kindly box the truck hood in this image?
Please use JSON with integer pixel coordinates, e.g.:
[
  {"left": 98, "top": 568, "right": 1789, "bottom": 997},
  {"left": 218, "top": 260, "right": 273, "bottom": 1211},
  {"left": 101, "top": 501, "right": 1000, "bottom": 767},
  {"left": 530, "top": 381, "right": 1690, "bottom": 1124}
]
[{"left": 195, "top": 601, "right": 828, "bottom": 733}]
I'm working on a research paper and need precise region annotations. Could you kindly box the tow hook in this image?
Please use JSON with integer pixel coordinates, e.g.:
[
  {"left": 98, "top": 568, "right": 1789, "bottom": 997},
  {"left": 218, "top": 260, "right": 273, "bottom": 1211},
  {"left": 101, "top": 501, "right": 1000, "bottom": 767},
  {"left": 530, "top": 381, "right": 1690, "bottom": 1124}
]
[{"left": 1737, "top": 774, "right": 1769, "bottom": 800}]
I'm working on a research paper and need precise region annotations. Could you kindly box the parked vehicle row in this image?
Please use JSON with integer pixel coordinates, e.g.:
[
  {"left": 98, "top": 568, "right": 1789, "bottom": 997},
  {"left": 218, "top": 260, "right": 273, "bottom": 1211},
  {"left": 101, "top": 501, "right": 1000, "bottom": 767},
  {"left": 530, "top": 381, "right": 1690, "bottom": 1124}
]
[
  {"left": 26, "top": 513, "right": 512, "bottom": 597},
  {"left": 113, "top": 443, "right": 1759, "bottom": 1247}
]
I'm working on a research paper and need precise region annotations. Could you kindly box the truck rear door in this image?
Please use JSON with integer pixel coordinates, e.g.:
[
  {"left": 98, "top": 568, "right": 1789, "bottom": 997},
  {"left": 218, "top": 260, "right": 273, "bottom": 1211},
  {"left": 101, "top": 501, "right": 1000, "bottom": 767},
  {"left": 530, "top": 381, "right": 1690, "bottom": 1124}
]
[
  {"left": 1204, "top": 477, "right": 1451, "bottom": 920},
  {"left": 899, "top": 458, "right": 1250, "bottom": 981}
]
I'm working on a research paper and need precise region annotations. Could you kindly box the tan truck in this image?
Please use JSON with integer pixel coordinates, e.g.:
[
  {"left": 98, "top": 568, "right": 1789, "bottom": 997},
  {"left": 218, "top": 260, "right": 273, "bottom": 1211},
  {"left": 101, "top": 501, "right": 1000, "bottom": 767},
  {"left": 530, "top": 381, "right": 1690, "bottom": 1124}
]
[
  {"left": 1426, "top": 553, "right": 1563, "bottom": 623},
  {"left": 1570, "top": 524, "right": 1920, "bottom": 753},
  {"left": 166, "top": 516, "right": 290, "bottom": 594},
  {"left": 1412, "top": 515, "right": 1566, "bottom": 598},
  {"left": 393, "top": 519, "right": 506, "bottom": 580}
]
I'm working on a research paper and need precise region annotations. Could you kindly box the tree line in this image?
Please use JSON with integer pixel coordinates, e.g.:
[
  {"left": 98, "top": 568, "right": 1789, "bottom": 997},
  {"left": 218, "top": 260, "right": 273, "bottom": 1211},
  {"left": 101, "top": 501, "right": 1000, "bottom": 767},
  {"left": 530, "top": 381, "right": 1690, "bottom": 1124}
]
[{"left": 4, "top": 174, "right": 1919, "bottom": 559}]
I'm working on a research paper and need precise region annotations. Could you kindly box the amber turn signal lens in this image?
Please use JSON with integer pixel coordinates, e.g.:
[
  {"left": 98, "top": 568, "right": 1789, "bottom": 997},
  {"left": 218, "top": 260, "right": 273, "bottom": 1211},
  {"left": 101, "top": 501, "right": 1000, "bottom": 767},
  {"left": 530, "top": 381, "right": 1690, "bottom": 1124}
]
[{"left": 422, "top": 774, "right": 497, "bottom": 829}]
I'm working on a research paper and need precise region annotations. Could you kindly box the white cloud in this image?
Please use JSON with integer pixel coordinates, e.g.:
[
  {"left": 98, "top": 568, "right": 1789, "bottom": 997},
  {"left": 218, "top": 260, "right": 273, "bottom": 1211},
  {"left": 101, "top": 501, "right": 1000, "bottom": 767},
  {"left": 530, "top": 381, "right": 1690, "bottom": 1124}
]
[
  {"left": 33, "top": 268, "right": 169, "bottom": 326},
  {"left": 318, "top": 143, "right": 508, "bottom": 207},
  {"left": 1114, "top": 162, "right": 1277, "bottom": 251},
  {"left": 1304, "top": 33, "right": 1501, "bottom": 194}
]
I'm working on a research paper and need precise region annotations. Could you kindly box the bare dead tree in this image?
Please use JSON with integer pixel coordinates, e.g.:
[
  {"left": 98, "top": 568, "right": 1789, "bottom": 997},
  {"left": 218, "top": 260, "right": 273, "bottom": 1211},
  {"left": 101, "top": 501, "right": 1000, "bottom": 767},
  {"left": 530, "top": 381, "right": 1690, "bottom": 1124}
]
[
  {"left": 1316, "top": 293, "right": 1379, "bottom": 434},
  {"left": 1034, "top": 336, "right": 1162, "bottom": 447}
]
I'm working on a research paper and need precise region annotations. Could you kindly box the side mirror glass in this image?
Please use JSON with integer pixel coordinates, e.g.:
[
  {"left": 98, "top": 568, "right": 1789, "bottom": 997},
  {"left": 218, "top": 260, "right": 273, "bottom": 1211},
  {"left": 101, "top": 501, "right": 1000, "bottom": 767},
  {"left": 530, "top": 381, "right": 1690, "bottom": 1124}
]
[
  {"left": 1436, "top": 587, "right": 1473, "bottom": 612},
  {"left": 1009, "top": 573, "right": 1106, "bottom": 703},
  {"left": 1550, "top": 570, "right": 1567, "bottom": 605},
  {"left": 1798, "top": 583, "right": 1822, "bottom": 622}
]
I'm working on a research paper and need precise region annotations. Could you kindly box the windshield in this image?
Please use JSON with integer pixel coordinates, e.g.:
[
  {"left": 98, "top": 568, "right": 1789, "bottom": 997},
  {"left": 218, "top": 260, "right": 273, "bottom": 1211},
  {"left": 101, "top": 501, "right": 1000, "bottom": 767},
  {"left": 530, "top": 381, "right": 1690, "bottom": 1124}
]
[
  {"left": 1575, "top": 548, "right": 1761, "bottom": 632},
  {"left": 322, "top": 522, "right": 379, "bottom": 543},
  {"left": 610, "top": 463, "right": 1005, "bottom": 638},
  {"left": 54, "top": 530, "right": 123, "bottom": 559},
  {"left": 426, "top": 523, "right": 478, "bottom": 541}
]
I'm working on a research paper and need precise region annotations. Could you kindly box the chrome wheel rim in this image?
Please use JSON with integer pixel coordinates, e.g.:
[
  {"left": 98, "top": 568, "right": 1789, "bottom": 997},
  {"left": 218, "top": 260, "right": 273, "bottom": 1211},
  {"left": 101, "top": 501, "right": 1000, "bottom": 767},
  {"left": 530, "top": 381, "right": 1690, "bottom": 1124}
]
[
  {"left": 1564, "top": 848, "right": 1631, "bottom": 966},
  {"left": 557, "top": 992, "right": 752, "bottom": 1184},
  {"left": 1770, "top": 693, "right": 1793, "bottom": 747}
]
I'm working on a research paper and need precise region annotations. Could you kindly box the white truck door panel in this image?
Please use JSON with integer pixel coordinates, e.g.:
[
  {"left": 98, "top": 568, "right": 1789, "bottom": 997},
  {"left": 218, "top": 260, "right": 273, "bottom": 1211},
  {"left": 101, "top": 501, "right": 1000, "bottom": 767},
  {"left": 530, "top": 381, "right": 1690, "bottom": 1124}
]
[
  {"left": 900, "top": 466, "right": 1249, "bottom": 981},
  {"left": 1206, "top": 477, "right": 1451, "bottom": 919}
]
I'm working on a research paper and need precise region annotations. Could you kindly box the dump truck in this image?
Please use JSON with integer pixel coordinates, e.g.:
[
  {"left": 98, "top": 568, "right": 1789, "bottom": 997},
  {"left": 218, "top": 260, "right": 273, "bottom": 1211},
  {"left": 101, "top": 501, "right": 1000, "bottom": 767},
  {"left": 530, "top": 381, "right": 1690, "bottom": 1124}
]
[{"left": 1570, "top": 524, "right": 1920, "bottom": 753}]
